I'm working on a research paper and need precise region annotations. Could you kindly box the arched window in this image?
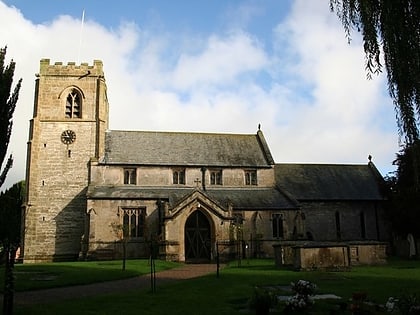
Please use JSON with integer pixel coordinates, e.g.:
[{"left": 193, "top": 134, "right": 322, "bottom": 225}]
[
  {"left": 360, "top": 211, "right": 366, "bottom": 239},
  {"left": 65, "top": 89, "right": 81, "bottom": 118},
  {"left": 335, "top": 211, "right": 341, "bottom": 240},
  {"left": 272, "top": 213, "right": 284, "bottom": 238},
  {"left": 293, "top": 211, "right": 305, "bottom": 239}
]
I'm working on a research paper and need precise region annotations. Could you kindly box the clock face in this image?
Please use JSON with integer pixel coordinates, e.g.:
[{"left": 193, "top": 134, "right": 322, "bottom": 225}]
[{"left": 61, "top": 130, "right": 76, "bottom": 144}]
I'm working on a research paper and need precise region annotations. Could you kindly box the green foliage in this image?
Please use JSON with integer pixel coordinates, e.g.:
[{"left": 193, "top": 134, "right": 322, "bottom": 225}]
[
  {"left": 0, "top": 180, "right": 25, "bottom": 314},
  {"left": 385, "top": 141, "right": 420, "bottom": 236},
  {"left": 330, "top": 2, "right": 420, "bottom": 238},
  {"left": 330, "top": 0, "right": 420, "bottom": 144},
  {"left": 0, "top": 180, "right": 25, "bottom": 246},
  {"left": 248, "top": 287, "right": 276, "bottom": 314},
  {"left": 395, "top": 293, "right": 420, "bottom": 315},
  {"left": 0, "top": 46, "right": 22, "bottom": 188}
]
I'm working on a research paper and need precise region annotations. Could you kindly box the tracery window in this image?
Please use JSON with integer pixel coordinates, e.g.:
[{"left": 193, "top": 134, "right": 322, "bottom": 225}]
[
  {"left": 121, "top": 208, "right": 146, "bottom": 238},
  {"left": 65, "top": 89, "right": 82, "bottom": 118}
]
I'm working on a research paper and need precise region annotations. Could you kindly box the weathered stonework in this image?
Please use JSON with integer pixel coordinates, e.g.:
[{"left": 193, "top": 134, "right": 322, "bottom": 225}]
[
  {"left": 23, "top": 60, "right": 108, "bottom": 262},
  {"left": 22, "top": 59, "right": 390, "bottom": 264}
]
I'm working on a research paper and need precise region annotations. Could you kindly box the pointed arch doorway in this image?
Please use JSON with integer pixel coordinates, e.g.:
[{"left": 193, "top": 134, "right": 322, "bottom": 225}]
[{"left": 184, "top": 210, "right": 211, "bottom": 263}]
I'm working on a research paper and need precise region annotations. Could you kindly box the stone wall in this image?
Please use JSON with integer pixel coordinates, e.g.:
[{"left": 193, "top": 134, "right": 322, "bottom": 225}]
[
  {"left": 23, "top": 60, "right": 108, "bottom": 263},
  {"left": 90, "top": 164, "right": 275, "bottom": 188},
  {"left": 301, "top": 201, "right": 389, "bottom": 241}
]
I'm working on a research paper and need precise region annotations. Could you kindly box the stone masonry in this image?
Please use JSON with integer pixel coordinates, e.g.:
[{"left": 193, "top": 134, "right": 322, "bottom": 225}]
[{"left": 23, "top": 60, "right": 108, "bottom": 262}]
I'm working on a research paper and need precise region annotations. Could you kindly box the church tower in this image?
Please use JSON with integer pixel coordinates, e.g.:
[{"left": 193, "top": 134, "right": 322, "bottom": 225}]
[{"left": 22, "top": 59, "right": 109, "bottom": 262}]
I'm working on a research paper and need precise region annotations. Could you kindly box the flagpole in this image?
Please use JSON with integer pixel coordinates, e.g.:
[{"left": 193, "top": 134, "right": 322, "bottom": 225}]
[{"left": 77, "top": 9, "right": 85, "bottom": 64}]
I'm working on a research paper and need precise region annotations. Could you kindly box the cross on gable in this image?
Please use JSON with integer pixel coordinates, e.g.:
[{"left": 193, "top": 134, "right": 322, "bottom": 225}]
[{"left": 194, "top": 178, "right": 201, "bottom": 188}]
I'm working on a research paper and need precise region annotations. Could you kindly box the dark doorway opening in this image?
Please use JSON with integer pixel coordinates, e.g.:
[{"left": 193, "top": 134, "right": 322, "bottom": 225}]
[{"left": 185, "top": 211, "right": 211, "bottom": 263}]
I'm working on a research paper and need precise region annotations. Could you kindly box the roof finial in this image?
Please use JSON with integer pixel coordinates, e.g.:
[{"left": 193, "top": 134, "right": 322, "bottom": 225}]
[
  {"left": 368, "top": 154, "right": 372, "bottom": 162},
  {"left": 258, "top": 123, "right": 261, "bottom": 130}
]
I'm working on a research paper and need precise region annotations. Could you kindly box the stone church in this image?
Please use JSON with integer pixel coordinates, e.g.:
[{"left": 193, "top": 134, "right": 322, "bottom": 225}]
[{"left": 21, "top": 59, "right": 390, "bottom": 263}]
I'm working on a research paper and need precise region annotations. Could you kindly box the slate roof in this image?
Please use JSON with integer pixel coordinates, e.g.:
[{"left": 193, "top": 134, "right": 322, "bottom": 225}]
[
  {"left": 87, "top": 186, "right": 297, "bottom": 210},
  {"left": 274, "top": 163, "right": 385, "bottom": 201},
  {"left": 102, "top": 130, "right": 274, "bottom": 167}
]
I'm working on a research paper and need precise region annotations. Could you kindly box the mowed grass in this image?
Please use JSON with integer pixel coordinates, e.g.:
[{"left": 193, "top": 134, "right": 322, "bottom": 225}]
[
  {"left": 0, "top": 259, "right": 181, "bottom": 291},
  {"left": 6, "top": 258, "right": 420, "bottom": 315}
]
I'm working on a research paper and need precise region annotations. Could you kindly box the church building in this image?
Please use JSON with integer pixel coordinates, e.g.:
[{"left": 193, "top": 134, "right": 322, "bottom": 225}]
[{"left": 22, "top": 60, "right": 390, "bottom": 263}]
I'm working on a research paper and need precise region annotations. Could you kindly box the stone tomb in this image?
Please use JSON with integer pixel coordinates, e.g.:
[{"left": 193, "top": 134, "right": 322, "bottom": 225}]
[{"left": 273, "top": 241, "right": 387, "bottom": 270}]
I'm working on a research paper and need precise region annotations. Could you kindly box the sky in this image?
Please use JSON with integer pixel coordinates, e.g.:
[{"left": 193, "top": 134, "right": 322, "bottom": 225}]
[{"left": 0, "top": 0, "right": 399, "bottom": 190}]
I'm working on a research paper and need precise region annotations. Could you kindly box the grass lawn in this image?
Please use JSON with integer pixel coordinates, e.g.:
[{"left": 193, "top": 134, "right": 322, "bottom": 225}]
[
  {"left": 6, "top": 258, "right": 420, "bottom": 314},
  {"left": 0, "top": 259, "right": 181, "bottom": 291}
]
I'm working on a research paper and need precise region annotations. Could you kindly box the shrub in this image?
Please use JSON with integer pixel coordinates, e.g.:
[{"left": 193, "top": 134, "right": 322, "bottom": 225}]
[{"left": 248, "top": 287, "right": 276, "bottom": 315}]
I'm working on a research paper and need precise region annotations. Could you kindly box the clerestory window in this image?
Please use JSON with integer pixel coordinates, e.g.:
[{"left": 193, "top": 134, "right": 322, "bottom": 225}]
[
  {"left": 245, "top": 170, "right": 257, "bottom": 186},
  {"left": 173, "top": 169, "right": 186, "bottom": 185},
  {"left": 123, "top": 168, "right": 137, "bottom": 185},
  {"left": 65, "top": 89, "right": 82, "bottom": 118},
  {"left": 210, "top": 169, "right": 223, "bottom": 185}
]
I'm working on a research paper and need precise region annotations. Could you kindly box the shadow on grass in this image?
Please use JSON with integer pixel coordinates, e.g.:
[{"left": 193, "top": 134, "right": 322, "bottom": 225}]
[
  {"left": 0, "top": 259, "right": 181, "bottom": 292},
  {"left": 5, "top": 258, "right": 420, "bottom": 315}
]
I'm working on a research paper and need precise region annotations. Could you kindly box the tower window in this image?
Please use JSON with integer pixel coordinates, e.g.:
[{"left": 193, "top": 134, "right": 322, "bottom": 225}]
[{"left": 65, "top": 89, "right": 82, "bottom": 118}]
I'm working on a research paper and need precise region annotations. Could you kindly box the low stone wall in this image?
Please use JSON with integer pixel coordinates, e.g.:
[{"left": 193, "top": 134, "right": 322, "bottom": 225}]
[{"left": 273, "top": 241, "right": 388, "bottom": 270}]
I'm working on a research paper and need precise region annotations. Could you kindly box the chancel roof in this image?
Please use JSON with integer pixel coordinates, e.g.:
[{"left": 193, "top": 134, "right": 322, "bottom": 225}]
[
  {"left": 102, "top": 129, "right": 274, "bottom": 167},
  {"left": 274, "top": 163, "right": 385, "bottom": 201},
  {"left": 87, "top": 186, "right": 297, "bottom": 210}
]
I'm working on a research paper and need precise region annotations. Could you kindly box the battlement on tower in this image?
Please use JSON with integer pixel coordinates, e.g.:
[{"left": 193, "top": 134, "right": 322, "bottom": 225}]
[{"left": 39, "top": 59, "right": 104, "bottom": 77}]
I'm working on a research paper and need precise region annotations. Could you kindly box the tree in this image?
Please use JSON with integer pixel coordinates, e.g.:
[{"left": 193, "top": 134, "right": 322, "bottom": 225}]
[
  {"left": 330, "top": 0, "right": 420, "bottom": 144},
  {"left": 330, "top": 1, "right": 420, "bottom": 242},
  {"left": 385, "top": 142, "right": 420, "bottom": 237},
  {"left": 0, "top": 46, "right": 22, "bottom": 188},
  {"left": 0, "top": 46, "right": 22, "bottom": 315},
  {"left": 110, "top": 222, "right": 129, "bottom": 271},
  {"left": 0, "top": 181, "right": 25, "bottom": 315}
]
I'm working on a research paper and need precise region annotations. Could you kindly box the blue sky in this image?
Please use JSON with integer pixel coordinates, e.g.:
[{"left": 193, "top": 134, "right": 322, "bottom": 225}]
[{"left": 0, "top": 0, "right": 398, "bottom": 189}]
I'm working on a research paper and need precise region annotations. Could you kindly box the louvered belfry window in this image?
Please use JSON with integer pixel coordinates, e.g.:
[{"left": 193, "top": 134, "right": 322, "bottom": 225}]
[{"left": 65, "top": 89, "right": 81, "bottom": 118}]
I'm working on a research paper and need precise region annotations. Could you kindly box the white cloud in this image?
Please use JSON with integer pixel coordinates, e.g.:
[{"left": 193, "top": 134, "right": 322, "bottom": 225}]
[
  {"left": 270, "top": 0, "right": 398, "bottom": 169},
  {"left": 171, "top": 32, "right": 268, "bottom": 90},
  {"left": 0, "top": 0, "right": 398, "bottom": 190}
]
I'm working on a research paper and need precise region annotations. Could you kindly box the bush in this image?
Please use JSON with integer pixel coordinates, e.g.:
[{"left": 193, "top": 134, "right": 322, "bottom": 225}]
[{"left": 248, "top": 287, "right": 276, "bottom": 315}]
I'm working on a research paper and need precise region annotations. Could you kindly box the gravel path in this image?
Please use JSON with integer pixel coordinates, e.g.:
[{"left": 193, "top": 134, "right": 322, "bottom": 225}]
[{"left": 1, "top": 263, "right": 220, "bottom": 306}]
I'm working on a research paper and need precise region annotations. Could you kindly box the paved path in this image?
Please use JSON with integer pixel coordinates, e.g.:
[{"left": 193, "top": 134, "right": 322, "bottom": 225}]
[{"left": 2, "top": 264, "right": 220, "bottom": 306}]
